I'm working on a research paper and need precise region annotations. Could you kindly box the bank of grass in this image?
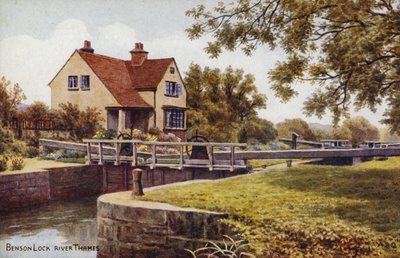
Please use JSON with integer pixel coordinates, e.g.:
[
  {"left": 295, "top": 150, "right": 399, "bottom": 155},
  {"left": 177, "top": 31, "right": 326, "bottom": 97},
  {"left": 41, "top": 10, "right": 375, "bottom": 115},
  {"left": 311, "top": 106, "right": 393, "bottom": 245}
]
[
  {"left": 1, "top": 158, "right": 84, "bottom": 174},
  {"left": 247, "top": 159, "right": 291, "bottom": 168},
  {"left": 56, "top": 157, "right": 86, "bottom": 164},
  {"left": 140, "top": 157, "right": 400, "bottom": 257}
]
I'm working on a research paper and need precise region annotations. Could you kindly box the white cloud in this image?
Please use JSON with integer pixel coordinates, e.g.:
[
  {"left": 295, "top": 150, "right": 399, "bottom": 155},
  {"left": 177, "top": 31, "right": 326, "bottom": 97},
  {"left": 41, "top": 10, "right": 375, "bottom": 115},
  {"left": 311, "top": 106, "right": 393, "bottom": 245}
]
[
  {"left": 96, "top": 22, "right": 137, "bottom": 58},
  {"left": 0, "top": 19, "right": 90, "bottom": 104}
]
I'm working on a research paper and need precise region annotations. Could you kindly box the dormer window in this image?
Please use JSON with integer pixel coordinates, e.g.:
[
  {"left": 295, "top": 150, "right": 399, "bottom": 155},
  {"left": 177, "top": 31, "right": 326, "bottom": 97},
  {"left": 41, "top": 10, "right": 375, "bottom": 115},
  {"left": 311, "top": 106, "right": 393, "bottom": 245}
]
[
  {"left": 68, "top": 76, "right": 78, "bottom": 90},
  {"left": 81, "top": 75, "right": 90, "bottom": 90},
  {"left": 165, "top": 81, "right": 181, "bottom": 97},
  {"left": 170, "top": 67, "right": 175, "bottom": 74}
]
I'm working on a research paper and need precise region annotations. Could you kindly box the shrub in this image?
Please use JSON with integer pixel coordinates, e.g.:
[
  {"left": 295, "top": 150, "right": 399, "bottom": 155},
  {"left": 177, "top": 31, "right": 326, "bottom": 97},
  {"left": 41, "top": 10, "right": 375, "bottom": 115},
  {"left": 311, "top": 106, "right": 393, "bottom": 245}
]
[
  {"left": 8, "top": 140, "right": 29, "bottom": 156},
  {"left": 10, "top": 157, "right": 24, "bottom": 170},
  {"left": 0, "top": 156, "right": 8, "bottom": 171},
  {"left": 0, "top": 126, "right": 15, "bottom": 154},
  {"left": 57, "top": 103, "right": 103, "bottom": 140},
  {"left": 26, "top": 146, "right": 39, "bottom": 158},
  {"left": 148, "top": 127, "right": 162, "bottom": 136},
  {"left": 185, "top": 235, "right": 255, "bottom": 258},
  {"left": 94, "top": 127, "right": 117, "bottom": 139}
]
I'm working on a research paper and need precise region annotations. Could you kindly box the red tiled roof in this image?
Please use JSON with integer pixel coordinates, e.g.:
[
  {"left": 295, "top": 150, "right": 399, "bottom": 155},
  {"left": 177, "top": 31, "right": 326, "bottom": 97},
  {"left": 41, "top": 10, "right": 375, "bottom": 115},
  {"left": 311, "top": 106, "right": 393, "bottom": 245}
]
[
  {"left": 125, "top": 58, "right": 174, "bottom": 90},
  {"left": 77, "top": 50, "right": 173, "bottom": 108}
]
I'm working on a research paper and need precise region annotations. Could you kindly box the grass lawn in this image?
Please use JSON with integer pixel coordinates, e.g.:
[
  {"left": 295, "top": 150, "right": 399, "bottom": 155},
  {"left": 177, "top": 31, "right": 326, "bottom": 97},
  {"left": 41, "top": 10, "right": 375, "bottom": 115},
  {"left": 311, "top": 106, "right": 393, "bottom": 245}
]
[
  {"left": 247, "top": 159, "right": 291, "bottom": 168},
  {"left": 140, "top": 157, "right": 400, "bottom": 257},
  {"left": 1, "top": 158, "right": 85, "bottom": 175}
]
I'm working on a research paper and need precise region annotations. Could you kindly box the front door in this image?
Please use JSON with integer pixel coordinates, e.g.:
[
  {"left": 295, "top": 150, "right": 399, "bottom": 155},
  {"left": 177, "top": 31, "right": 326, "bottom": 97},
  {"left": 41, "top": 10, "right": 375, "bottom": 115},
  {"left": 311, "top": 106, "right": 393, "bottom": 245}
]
[
  {"left": 125, "top": 110, "right": 149, "bottom": 132},
  {"left": 107, "top": 110, "right": 118, "bottom": 131}
]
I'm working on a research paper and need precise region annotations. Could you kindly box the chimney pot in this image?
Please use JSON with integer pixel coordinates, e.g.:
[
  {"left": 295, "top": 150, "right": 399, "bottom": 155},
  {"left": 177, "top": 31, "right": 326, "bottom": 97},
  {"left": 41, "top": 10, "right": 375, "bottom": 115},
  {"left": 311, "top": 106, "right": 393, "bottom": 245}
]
[
  {"left": 130, "top": 42, "right": 148, "bottom": 66},
  {"left": 80, "top": 40, "right": 94, "bottom": 53}
]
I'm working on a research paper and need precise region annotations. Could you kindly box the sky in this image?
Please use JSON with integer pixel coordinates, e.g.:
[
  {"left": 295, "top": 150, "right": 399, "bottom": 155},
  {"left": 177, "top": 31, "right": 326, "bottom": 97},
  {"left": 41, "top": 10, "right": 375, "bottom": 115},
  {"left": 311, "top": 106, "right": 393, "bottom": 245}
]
[{"left": 0, "top": 0, "right": 387, "bottom": 127}]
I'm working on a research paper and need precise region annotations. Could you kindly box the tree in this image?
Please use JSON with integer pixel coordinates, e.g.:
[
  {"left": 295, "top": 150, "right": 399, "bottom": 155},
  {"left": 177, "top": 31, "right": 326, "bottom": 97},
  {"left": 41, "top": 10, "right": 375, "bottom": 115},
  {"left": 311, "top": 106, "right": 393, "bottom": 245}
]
[
  {"left": 380, "top": 126, "right": 400, "bottom": 142},
  {"left": 58, "top": 103, "right": 103, "bottom": 140},
  {"left": 276, "top": 118, "right": 316, "bottom": 141},
  {"left": 185, "top": 64, "right": 268, "bottom": 142},
  {"left": 333, "top": 116, "right": 379, "bottom": 146},
  {"left": 0, "top": 76, "right": 26, "bottom": 126},
  {"left": 24, "top": 101, "right": 50, "bottom": 121},
  {"left": 238, "top": 117, "right": 277, "bottom": 144},
  {"left": 186, "top": 1, "right": 400, "bottom": 133},
  {"left": 312, "top": 129, "right": 332, "bottom": 141}
]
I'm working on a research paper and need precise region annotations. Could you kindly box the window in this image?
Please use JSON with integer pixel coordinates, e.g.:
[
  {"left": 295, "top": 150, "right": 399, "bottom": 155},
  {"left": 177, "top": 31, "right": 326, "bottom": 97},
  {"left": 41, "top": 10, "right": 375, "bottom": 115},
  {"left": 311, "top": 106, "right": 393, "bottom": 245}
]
[
  {"left": 68, "top": 76, "right": 78, "bottom": 90},
  {"left": 165, "top": 110, "right": 184, "bottom": 129},
  {"left": 169, "top": 67, "right": 175, "bottom": 74},
  {"left": 165, "top": 81, "right": 182, "bottom": 97},
  {"left": 81, "top": 75, "right": 90, "bottom": 90}
]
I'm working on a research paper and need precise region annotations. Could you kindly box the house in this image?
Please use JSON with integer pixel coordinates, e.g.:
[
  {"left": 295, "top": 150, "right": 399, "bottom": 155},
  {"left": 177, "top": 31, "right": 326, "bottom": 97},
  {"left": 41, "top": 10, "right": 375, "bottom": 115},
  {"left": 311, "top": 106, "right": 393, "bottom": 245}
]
[{"left": 48, "top": 40, "right": 187, "bottom": 139}]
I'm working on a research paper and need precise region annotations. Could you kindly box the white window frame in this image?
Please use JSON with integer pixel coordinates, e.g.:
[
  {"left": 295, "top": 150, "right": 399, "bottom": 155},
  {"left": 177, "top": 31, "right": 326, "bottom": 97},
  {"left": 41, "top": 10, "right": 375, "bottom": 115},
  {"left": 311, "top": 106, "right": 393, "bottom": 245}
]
[
  {"left": 81, "top": 75, "right": 90, "bottom": 90},
  {"left": 165, "top": 110, "right": 184, "bottom": 129},
  {"left": 68, "top": 76, "right": 78, "bottom": 90}
]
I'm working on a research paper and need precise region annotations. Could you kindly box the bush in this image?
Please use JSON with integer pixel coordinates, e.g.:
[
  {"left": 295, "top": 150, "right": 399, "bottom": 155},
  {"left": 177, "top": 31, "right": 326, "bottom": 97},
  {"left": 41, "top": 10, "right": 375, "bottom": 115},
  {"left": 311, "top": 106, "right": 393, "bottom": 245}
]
[
  {"left": 0, "top": 156, "right": 8, "bottom": 171},
  {"left": 26, "top": 146, "right": 39, "bottom": 158},
  {"left": 94, "top": 127, "right": 117, "bottom": 139},
  {"left": 8, "top": 140, "right": 29, "bottom": 156},
  {"left": 10, "top": 157, "right": 24, "bottom": 170},
  {"left": 58, "top": 103, "right": 103, "bottom": 140},
  {"left": 0, "top": 126, "right": 15, "bottom": 154},
  {"left": 186, "top": 235, "right": 255, "bottom": 258},
  {"left": 148, "top": 127, "right": 162, "bottom": 136}
]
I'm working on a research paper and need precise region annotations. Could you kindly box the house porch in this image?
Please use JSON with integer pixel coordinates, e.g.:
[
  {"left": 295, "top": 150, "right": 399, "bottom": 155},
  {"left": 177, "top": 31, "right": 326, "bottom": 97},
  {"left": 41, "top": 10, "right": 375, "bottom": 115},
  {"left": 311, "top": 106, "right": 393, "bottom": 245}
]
[{"left": 106, "top": 107, "right": 154, "bottom": 133}]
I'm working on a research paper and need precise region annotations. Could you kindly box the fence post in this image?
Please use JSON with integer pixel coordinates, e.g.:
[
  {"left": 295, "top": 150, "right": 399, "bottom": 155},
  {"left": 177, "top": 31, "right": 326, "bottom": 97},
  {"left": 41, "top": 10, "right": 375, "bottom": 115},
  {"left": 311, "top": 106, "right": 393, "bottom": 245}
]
[
  {"left": 230, "top": 146, "right": 235, "bottom": 172},
  {"left": 179, "top": 145, "right": 184, "bottom": 170},
  {"left": 114, "top": 143, "right": 121, "bottom": 166},
  {"left": 131, "top": 142, "right": 137, "bottom": 167},
  {"left": 151, "top": 144, "right": 156, "bottom": 169},
  {"left": 209, "top": 145, "right": 214, "bottom": 171},
  {"left": 99, "top": 143, "right": 104, "bottom": 165},
  {"left": 287, "top": 132, "right": 299, "bottom": 167},
  {"left": 131, "top": 168, "right": 144, "bottom": 197},
  {"left": 87, "top": 142, "right": 92, "bottom": 164}
]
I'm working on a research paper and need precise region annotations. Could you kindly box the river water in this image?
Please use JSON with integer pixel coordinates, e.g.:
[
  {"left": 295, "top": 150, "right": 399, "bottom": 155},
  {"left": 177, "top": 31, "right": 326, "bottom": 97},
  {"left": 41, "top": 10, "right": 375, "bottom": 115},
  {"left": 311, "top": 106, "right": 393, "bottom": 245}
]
[{"left": 0, "top": 196, "right": 98, "bottom": 258}]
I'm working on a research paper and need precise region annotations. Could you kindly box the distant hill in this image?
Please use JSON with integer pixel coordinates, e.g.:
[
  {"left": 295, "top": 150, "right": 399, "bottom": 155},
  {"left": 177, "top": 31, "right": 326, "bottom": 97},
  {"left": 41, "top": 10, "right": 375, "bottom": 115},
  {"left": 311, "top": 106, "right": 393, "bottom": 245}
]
[
  {"left": 16, "top": 103, "right": 29, "bottom": 111},
  {"left": 309, "top": 123, "right": 333, "bottom": 133}
]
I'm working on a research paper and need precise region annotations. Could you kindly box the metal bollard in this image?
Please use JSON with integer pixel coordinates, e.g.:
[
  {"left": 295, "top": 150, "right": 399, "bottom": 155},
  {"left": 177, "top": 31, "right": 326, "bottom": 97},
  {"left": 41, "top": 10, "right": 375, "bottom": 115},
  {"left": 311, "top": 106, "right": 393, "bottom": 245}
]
[{"left": 131, "top": 168, "right": 144, "bottom": 197}]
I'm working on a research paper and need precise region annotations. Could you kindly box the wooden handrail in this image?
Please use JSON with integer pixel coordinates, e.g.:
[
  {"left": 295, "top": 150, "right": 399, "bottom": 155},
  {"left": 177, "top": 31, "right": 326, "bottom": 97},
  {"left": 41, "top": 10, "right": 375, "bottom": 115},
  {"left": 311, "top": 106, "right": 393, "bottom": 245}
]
[{"left": 83, "top": 139, "right": 246, "bottom": 147}]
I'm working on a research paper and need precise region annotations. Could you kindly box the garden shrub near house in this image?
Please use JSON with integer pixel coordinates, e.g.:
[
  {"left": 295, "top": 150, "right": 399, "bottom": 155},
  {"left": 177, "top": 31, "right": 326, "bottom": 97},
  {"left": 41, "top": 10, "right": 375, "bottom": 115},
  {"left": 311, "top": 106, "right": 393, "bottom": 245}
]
[
  {"left": 10, "top": 157, "right": 24, "bottom": 170},
  {"left": 0, "top": 156, "right": 7, "bottom": 171},
  {"left": 94, "top": 127, "right": 117, "bottom": 140},
  {"left": 57, "top": 103, "right": 103, "bottom": 141}
]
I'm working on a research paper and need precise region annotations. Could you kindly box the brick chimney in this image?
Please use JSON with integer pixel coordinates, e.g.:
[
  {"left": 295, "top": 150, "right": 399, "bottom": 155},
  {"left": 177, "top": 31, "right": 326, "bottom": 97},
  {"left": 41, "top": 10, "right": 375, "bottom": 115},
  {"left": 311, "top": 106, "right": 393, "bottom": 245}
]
[
  {"left": 130, "top": 42, "right": 148, "bottom": 66},
  {"left": 80, "top": 40, "right": 94, "bottom": 53}
]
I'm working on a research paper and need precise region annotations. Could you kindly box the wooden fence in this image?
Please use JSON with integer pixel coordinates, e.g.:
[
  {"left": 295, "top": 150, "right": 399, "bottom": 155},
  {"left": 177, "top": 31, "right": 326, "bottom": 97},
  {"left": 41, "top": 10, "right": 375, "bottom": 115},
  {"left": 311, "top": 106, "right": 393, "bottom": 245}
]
[{"left": 11, "top": 118, "right": 63, "bottom": 131}]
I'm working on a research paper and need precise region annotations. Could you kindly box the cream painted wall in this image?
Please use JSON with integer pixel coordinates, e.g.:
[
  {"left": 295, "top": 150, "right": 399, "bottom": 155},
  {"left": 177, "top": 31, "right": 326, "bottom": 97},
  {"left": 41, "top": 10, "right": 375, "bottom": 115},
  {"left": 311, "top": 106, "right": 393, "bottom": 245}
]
[
  {"left": 49, "top": 51, "right": 120, "bottom": 128},
  {"left": 138, "top": 91, "right": 154, "bottom": 106},
  {"left": 154, "top": 61, "right": 187, "bottom": 129},
  {"left": 138, "top": 91, "right": 155, "bottom": 128}
]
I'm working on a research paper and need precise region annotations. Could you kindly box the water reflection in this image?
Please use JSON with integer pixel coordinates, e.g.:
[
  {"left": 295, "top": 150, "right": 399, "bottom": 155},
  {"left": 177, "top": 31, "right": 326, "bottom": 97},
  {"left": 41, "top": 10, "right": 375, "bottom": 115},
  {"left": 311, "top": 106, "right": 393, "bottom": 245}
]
[{"left": 0, "top": 196, "right": 98, "bottom": 258}]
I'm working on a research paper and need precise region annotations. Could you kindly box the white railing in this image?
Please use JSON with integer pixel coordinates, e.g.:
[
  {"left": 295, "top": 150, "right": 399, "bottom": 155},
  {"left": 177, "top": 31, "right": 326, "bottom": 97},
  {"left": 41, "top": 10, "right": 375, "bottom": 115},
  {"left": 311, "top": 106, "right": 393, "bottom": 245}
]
[{"left": 83, "top": 139, "right": 247, "bottom": 171}]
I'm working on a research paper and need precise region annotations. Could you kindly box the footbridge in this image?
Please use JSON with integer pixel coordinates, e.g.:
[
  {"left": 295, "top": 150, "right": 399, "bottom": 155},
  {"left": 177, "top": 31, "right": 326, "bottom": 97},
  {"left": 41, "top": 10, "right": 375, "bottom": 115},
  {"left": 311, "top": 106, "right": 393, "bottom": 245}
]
[{"left": 39, "top": 139, "right": 400, "bottom": 171}]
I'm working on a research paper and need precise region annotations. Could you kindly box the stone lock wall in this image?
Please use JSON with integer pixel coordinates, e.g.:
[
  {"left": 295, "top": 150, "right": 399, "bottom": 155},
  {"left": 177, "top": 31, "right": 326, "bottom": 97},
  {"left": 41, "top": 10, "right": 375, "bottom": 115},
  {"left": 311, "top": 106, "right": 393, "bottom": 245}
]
[
  {"left": 0, "top": 171, "right": 50, "bottom": 212},
  {"left": 0, "top": 165, "right": 102, "bottom": 213},
  {"left": 0, "top": 164, "right": 246, "bottom": 213},
  {"left": 97, "top": 192, "right": 233, "bottom": 258},
  {"left": 102, "top": 164, "right": 244, "bottom": 193}
]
